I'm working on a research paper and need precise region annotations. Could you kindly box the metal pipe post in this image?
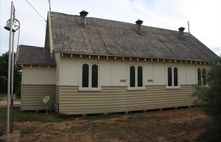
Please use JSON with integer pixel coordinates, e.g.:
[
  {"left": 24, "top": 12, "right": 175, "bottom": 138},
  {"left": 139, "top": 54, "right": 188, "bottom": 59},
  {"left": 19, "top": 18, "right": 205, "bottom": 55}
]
[
  {"left": 10, "top": 32, "right": 15, "bottom": 133},
  {"left": 6, "top": 1, "right": 14, "bottom": 141}
]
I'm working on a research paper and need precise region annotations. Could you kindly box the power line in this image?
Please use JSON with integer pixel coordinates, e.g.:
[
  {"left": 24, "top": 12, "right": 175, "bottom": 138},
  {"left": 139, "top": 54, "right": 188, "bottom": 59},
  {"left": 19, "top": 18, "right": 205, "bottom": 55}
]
[{"left": 26, "top": 0, "right": 46, "bottom": 22}]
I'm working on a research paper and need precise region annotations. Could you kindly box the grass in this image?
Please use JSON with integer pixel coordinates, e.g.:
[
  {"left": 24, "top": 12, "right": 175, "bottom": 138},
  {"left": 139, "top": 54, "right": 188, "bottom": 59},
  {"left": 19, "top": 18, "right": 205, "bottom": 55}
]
[
  {"left": 0, "top": 107, "right": 67, "bottom": 124},
  {"left": 0, "top": 107, "right": 214, "bottom": 142},
  {"left": 0, "top": 94, "right": 7, "bottom": 101},
  {"left": 14, "top": 98, "right": 21, "bottom": 102},
  {"left": 20, "top": 126, "right": 35, "bottom": 136},
  {"left": 0, "top": 93, "right": 21, "bottom": 101}
]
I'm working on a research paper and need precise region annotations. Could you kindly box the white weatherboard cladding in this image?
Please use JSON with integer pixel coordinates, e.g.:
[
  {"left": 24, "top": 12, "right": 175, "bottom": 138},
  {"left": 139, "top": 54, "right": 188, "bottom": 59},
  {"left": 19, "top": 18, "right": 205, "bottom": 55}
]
[{"left": 58, "top": 55, "right": 208, "bottom": 87}]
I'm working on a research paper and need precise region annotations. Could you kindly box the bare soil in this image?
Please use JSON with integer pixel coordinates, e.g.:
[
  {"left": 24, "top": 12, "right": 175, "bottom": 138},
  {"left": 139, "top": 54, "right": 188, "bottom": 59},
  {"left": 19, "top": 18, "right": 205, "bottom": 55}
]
[{"left": 9, "top": 108, "right": 211, "bottom": 142}]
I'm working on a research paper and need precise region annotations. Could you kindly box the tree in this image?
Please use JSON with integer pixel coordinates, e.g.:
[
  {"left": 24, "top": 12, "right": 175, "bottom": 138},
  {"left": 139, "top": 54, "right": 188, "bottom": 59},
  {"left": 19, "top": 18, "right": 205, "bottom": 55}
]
[
  {"left": 192, "top": 57, "right": 221, "bottom": 141},
  {"left": 16, "top": 81, "right": 21, "bottom": 98},
  {"left": 0, "top": 52, "right": 21, "bottom": 94},
  {"left": 0, "top": 76, "right": 7, "bottom": 93}
]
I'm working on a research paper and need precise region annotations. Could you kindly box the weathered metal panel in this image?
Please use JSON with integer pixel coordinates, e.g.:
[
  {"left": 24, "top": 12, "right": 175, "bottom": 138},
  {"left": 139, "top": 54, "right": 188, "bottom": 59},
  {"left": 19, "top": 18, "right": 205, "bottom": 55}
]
[
  {"left": 17, "top": 12, "right": 218, "bottom": 66},
  {"left": 49, "top": 12, "right": 217, "bottom": 61},
  {"left": 16, "top": 45, "right": 56, "bottom": 65}
]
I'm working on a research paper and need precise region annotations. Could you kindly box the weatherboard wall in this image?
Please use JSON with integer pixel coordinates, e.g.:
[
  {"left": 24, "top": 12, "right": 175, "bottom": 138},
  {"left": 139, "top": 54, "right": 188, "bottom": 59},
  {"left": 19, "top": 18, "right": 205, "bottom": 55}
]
[
  {"left": 20, "top": 55, "right": 209, "bottom": 113},
  {"left": 21, "top": 85, "right": 55, "bottom": 111},
  {"left": 55, "top": 54, "right": 209, "bottom": 115},
  {"left": 21, "top": 65, "right": 56, "bottom": 111},
  {"left": 58, "top": 85, "right": 194, "bottom": 115}
]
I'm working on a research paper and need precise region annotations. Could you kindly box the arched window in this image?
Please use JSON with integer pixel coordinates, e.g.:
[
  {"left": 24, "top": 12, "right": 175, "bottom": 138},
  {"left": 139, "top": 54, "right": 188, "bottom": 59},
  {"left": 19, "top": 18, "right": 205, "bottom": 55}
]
[
  {"left": 138, "top": 66, "right": 143, "bottom": 87},
  {"left": 202, "top": 68, "right": 206, "bottom": 85},
  {"left": 174, "top": 67, "right": 178, "bottom": 86},
  {"left": 129, "top": 65, "right": 143, "bottom": 88},
  {"left": 81, "top": 63, "right": 99, "bottom": 89},
  {"left": 168, "top": 67, "right": 172, "bottom": 86},
  {"left": 198, "top": 68, "right": 206, "bottom": 86},
  {"left": 82, "top": 64, "right": 89, "bottom": 87},
  {"left": 130, "top": 66, "right": 135, "bottom": 87},
  {"left": 198, "top": 68, "right": 201, "bottom": 85},
  {"left": 167, "top": 67, "right": 179, "bottom": 87},
  {"left": 92, "top": 64, "right": 98, "bottom": 88}
]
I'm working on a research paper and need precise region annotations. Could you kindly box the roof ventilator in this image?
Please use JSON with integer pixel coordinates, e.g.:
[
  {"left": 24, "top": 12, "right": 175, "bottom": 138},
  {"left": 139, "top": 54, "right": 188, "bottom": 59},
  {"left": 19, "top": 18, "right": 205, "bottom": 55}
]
[
  {"left": 79, "top": 10, "right": 89, "bottom": 26},
  {"left": 178, "top": 27, "right": 185, "bottom": 38},
  {"left": 135, "top": 19, "right": 143, "bottom": 35}
]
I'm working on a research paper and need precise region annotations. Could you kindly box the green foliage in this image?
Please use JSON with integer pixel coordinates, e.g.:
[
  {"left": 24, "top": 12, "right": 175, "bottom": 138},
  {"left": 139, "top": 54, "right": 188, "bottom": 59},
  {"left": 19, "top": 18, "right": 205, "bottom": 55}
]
[
  {"left": 0, "top": 52, "right": 21, "bottom": 94},
  {"left": 0, "top": 107, "right": 64, "bottom": 122},
  {"left": 192, "top": 57, "right": 221, "bottom": 140},
  {"left": 0, "top": 76, "right": 7, "bottom": 93},
  {"left": 16, "top": 81, "right": 21, "bottom": 98},
  {"left": 0, "top": 94, "right": 7, "bottom": 101}
]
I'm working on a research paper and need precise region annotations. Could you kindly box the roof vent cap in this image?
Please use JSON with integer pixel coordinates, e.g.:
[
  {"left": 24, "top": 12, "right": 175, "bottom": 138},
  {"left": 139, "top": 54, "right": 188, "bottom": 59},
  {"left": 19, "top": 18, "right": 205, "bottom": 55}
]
[
  {"left": 135, "top": 19, "right": 143, "bottom": 25},
  {"left": 80, "top": 10, "right": 88, "bottom": 16},
  {"left": 178, "top": 26, "right": 185, "bottom": 38},
  {"left": 135, "top": 19, "right": 143, "bottom": 34},
  {"left": 79, "top": 10, "right": 89, "bottom": 26}
]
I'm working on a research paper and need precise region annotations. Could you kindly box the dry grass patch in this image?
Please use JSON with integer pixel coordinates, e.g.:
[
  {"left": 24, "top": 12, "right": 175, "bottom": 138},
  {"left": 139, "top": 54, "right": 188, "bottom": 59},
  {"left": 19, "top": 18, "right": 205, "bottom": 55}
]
[{"left": 0, "top": 107, "right": 213, "bottom": 142}]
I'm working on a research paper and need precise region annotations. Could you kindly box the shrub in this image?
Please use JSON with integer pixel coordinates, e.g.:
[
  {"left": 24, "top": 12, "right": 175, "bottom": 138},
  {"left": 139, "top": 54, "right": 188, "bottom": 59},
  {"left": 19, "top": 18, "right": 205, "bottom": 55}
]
[
  {"left": 16, "top": 81, "right": 21, "bottom": 98},
  {"left": 192, "top": 57, "right": 221, "bottom": 141},
  {"left": 0, "top": 76, "right": 7, "bottom": 93}
]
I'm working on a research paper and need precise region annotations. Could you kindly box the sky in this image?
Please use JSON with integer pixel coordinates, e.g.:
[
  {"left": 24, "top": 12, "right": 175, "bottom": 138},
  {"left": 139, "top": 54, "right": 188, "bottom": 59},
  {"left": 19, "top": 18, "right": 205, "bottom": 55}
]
[{"left": 0, "top": 0, "right": 221, "bottom": 56}]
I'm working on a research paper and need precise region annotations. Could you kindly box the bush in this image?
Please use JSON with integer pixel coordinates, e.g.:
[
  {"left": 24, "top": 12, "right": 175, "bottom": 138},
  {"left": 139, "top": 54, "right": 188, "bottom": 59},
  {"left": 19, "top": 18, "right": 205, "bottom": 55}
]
[
  {"left": 192, "top": 57, "right": 221, "bottom": 141},
  {"left": 16, "top": 81, "right": 21, "bottom": 98},
  {"left": 0, "top": 76, "right": 7, "bottom": 93}
]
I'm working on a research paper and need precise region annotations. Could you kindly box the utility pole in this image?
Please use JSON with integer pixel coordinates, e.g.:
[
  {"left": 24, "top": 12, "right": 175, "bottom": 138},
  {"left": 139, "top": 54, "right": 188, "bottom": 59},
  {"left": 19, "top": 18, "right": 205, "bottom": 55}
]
[
  {"left": 4, "top": 1, "right": 20, "bottom": 140},
  {"left": 48, "top": 0, "right": 51, "bottom": 12},
  {"left": 6, "top": 1, "right": 14, "bottom": 141}
]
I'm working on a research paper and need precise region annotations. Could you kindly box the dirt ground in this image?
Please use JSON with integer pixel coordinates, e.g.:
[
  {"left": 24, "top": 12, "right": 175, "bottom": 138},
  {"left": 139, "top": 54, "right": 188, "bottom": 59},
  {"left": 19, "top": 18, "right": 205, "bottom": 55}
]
[{"left": 9, "top": 108, "right": 211, "bottom": 142}]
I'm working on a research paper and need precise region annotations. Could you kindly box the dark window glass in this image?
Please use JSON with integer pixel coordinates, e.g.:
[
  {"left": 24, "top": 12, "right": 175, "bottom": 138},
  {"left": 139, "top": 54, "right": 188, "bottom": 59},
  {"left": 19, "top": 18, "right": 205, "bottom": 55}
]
[
  {"left": 174, "top": 68, "right": 178, "bottom": 86},
  {"left": 138, "top": 66, "right": 143, "bottom": 87},
  {"left": 92, "top": 64, "right": 98, "bottom": 88},
  {"left": 198, "top": 68, "right": 201, "bottom": 85},
  {"left": 130, "top": 66, "right": 135, "bottom": 87},
  {"left": 168, "top": 67, "right": 172, "bottom": 86},
  {"left": 82, "top": 64, "right": 89, "bottom": 87},
  {"left": 202, "top": 68, "right": 206, "bottom": 85}
]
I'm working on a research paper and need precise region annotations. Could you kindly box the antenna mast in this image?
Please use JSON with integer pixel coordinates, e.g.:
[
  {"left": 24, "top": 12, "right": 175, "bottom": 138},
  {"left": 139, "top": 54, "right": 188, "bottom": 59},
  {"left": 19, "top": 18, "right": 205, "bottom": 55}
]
[
  {"left": 187, "top": 21, "right": 190, "bottom": 33},
  {"left": 48, "top": 0, "right": 51, "bottom": 12}
]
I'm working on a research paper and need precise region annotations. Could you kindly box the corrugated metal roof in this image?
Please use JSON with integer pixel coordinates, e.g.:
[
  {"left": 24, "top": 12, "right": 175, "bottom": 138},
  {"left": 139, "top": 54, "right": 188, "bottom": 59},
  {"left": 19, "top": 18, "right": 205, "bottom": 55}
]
[
  {"left": 50, "top": 12, "right": 217, "bottom": 61},
  {"left": 16, "top": 45, "right": 56, "bottom": 65}
]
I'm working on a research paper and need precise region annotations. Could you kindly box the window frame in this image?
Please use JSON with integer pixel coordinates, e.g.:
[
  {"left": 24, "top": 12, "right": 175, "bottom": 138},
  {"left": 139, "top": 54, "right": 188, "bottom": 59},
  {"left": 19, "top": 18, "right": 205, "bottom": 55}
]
[
  {"left": 127, "top": 64, "right": 145, "bottom": 90},
  {"left": 166, "top": 65, "right": 180, "bottom": 89},
  {"left": 79, "top": 62, "right": 101, "bottom": 91},
  {"left": 197, "top": 67, "right": 207, "bottom": 86}
]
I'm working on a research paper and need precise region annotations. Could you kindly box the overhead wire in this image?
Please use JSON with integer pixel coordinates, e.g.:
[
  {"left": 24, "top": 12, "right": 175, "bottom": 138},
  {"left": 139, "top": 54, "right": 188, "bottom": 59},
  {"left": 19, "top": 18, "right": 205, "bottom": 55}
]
[{"left": 25, "top": 0, "right": 46, "bottom": 22}]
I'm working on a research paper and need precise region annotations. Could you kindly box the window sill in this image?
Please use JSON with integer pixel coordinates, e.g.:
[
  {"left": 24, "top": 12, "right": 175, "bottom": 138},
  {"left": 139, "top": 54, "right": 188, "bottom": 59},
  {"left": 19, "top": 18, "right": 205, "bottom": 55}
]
[
  {"left": 78, "top": 88, "right": 102, "bottom": 92},
  {"left": 127, "top": 87, "right": 146, "bottom": 91},
  {"left": 165, "top": 86, "right": 181, "bottom": 90}
]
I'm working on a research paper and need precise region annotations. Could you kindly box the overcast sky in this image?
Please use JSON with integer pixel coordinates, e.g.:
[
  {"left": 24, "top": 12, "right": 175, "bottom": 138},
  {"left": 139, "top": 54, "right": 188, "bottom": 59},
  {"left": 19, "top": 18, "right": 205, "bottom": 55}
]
[{"left": 1, "top": 0, "right": 221, "bottom": 56}]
